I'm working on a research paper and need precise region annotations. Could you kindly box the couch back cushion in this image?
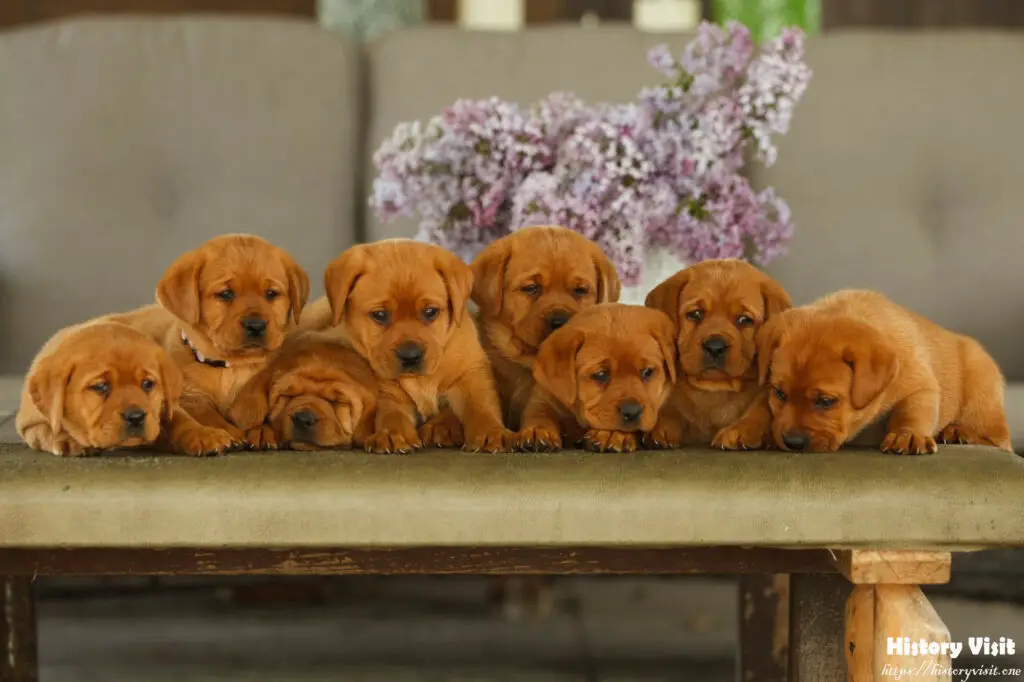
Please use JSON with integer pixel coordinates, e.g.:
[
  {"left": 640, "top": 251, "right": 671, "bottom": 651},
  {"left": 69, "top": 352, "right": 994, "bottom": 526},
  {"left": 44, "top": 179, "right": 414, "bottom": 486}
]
[
  {"left": 755, "top": 31, "right": 1024, "bottom": 378},
  {"left": 0, "top": 17, "right": 361, "bottom": 372}
]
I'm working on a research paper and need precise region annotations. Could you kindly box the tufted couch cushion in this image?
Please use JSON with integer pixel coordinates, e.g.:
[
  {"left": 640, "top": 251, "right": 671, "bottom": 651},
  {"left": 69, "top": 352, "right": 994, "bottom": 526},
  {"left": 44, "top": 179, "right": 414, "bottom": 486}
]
[{"left": 0, "top": 17, "right": 362, "bottom": 372}]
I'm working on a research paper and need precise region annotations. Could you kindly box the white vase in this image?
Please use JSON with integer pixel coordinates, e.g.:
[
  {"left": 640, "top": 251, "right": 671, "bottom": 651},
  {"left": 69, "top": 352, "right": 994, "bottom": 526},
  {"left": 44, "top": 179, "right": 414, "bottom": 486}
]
[{"left": 617, "top": 247, "right": 689, "bottom": 305}]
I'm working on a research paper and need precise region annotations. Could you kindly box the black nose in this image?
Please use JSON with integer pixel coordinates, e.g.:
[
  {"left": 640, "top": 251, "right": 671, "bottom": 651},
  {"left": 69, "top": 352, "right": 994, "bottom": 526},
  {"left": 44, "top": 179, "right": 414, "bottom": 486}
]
[
  {"left": 546, "top": 311, "right": 571, "bottom": 332},
  {"left": 618, "top": 400, "right": 644, "bottom": 425},
  {"left": 395, "top": 342, "right": 425, "bottom": 369},
  {"left": 702, "top": 336, "right": 729, "bottom": 358},
  {"left": 241, "top": 317, "right": 267, "bottom": 338},
  {"left": 782, "top": 431, "right": 808, "bottom": 451},
  {"left": 292, "top": 410, "right": 318, "bottom": 430},
  {"left": 121, "top": 407, "right": 147, "bottom": 430}
]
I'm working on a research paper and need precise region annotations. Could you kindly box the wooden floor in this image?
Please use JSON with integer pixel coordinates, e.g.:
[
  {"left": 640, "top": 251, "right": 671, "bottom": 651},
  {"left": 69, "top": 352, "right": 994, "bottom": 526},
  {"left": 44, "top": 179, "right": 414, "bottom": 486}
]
[{"left": 31, "top": 576, "right": 1024, "bottom": 682}]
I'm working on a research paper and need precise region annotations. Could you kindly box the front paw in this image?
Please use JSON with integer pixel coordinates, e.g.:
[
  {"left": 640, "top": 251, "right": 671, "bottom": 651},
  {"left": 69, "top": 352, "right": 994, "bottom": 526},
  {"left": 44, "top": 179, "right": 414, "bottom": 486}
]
[
  {"left": 464, "top": 427, "right": 514, "bottom": 453},
  {"left": 515, "top": 425, "right": 562, "bottom": 452},
  {"left": 176, "top": 425, "right": 237, "bottom": 457},
  {"left": 642, "top": 420, "right": 684, "bottom": 449},
  {"left": 52, "top": 438, "right": 93, "bottom": 457},
  {"left": 365, "top": 426, "right": 422, "bottom": 454},
  {"left": 711, "top": 421, "right": 768, "bottom": 451},
  {"left": 585, "top": 429, "right": 637, "bottom": 453},
  {"left": 418, "top": 413, "right": 464, "bottom": 448},
  {"left": 881, "top": 429, "right": 937, "bottom": 456},
  {"left": 243, "top": 424, "right": 278, "bottom": 451}
]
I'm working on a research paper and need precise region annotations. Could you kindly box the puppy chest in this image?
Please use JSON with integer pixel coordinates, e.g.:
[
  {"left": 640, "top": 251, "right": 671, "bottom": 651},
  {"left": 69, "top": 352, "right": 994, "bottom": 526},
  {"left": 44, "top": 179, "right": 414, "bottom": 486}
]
[{"left": 399, "top": 379, "right": 441, "bottom": 422}]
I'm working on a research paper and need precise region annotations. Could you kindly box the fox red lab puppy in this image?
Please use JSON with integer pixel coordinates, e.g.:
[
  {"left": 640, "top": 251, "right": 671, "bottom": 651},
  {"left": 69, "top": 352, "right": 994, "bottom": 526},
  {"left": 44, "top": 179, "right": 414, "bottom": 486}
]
[
  {"left": 471, "top": 226, "right": 621, "bottom": 451},
  {"left": 645, "top": 259, "right": 792, "bottom": 449},
  {"left": 532, "top": 303, "right": 677, "bottom": 452},
  {"left": 18, "top": 322, "right": 183, "bottom": 456},
  {"left": 310, "top": 240, "right": 512, "bottom": 453},
  {"left": 758, "top": 289, "right": 1012, "bottom": 454}
]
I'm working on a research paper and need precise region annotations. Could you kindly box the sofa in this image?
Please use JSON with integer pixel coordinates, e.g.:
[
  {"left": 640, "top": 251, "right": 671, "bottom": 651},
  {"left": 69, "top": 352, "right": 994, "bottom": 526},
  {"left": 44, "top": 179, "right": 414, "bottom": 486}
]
[
  {"left": 1, "top": 17, "right": 1023, "bottom": 450},
  {"left": 1, "top": 17, "right": 1023, "bottom": 681}
]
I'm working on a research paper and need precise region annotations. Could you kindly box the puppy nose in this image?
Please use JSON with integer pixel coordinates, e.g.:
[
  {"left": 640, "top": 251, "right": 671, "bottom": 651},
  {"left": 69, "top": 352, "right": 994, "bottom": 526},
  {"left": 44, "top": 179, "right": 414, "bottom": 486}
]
[
  {"left": 546, "top": 311, "right": 571, "bottom": 332},
  {"left": 618, "top": 400, "right": 644, "bottom": 425},
  {"left": 292, "top": 410, "right": 318, "bottom": 430},
  {"left": 782, "top": 431, "right": 809, "bottom": 451},
  {"left": 395, "top": 342, "right": 425, "bottom": 369},
  {"left": 121, "top": 407, "right": 147, "bottom": 429},
  {"left": 702, "top": 336, "right": 729, "bottom": 358},
  {"left": 241, "top": 317, "right": 267, "bottom": 338}
]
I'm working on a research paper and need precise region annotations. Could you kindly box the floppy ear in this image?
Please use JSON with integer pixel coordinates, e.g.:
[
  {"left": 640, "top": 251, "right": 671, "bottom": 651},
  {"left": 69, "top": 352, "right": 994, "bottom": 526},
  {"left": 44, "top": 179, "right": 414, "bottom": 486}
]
[
  {"left": 587, "top": 242, "right": 621, "bottom": 303},
  {"left": 843, "top": 334, "right": 899, "bottom": 410},
  {"left": 532, "top": 326, "right": 585, "bottom": 409},
  {"left": 470, "top": 238, "right": 512, "bottom": 314},
  {"left": 756, "top": 316, "right": 786, "bottom": 386},
  {"left": 323, "top": 247, "right": 367, "bottom": 328},
  {"left": 227, "top": 366, "right": 276, "bottom": 430},
  {"left": 156, "top": 248, "right": 205, "bottom": 325},
  {"left": 435, "top": 249, "right": 473, "bottom": 328},
  {"left": 645, "top": 268, "right": 691, "bottom": 326},
  {"left": 157, "top": 352, "right": 184, "bottom": 420},
  {"left": 27, "top": 355, "right": 73, "bottom": 433},
  {"left": 650, "top": 312, "right": 678, "bottom": 385},
  {"left": 280, "top": 250, "right": 310, "bottom": 325},
  {"left": 760, "top": 276, "right": 792, "bottom": 321}
]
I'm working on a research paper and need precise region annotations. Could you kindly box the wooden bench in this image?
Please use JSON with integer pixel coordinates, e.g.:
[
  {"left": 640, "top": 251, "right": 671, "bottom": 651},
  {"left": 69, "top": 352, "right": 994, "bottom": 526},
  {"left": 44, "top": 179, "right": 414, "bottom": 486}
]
[{"left": 1, "top": 415, "right": 1023, "bottom": 682}]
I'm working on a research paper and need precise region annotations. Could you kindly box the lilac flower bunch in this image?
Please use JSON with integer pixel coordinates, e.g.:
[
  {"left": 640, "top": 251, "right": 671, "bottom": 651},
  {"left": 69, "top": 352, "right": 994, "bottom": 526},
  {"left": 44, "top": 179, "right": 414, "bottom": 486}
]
[{"left": 370, "top": 21, "right": 812, "bottom": 284}]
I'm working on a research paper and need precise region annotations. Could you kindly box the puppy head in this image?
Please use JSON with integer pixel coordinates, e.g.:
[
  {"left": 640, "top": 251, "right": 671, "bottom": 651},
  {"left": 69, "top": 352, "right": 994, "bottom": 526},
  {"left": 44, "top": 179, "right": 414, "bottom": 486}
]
[
  {"left": 230, "top": 338, "right": 376, "bottom": 451},
  {"left": 533, "top": 304, "right": 676, "bottom": 432},
  {"left": 156, "top": 234, "right": 310, "bottom": 361},
  {"left": 646, "top": 259, "right": 791, "bottom": 392},
  {"left": 28, "top": 323, "right": 182, "bottom": 449},
  {"left": 324, "top": 240, "right": 472, "bottom": 379},
  {"left": 758, "top": 313, "right": 899, "bottom": 452},
  {"left": 471, "top": 226, "right": 620, "bottom": 364}
]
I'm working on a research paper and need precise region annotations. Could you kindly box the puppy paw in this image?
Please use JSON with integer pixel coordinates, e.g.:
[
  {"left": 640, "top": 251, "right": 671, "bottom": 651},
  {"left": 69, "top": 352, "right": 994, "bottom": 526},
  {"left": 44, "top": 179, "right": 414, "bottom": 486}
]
[
  {"left": 243, "top": 424, "right": 278, "bottom": 451},
  {"left": 464, "top": 427, "right": 515, "bottom": 453},
  {"left": 642, "top": 421, "right": 683, "bottom": 449},
  {"left": 365, "top": 428, "right": 422, "bottom": 454},
  {"left": 711, "top": 422, "right": 767, "bottom": 451},
  {"left": 515, "top": 425, "right": 563, "bottom": 452},
  {"left": 881, "top": 429, "right": 937, "bottom": 456},
  {"left": 52, "top": 438, "right": 93, "bottom": 457},
  {"left": 418, "top": 412, "right": 464, "bottom": 448},
  {"left": 177, "top": 425, "right": 237, "bottom": 457},
  {"left": 585, "top": 429, "right": 637, "bottom": 453}
]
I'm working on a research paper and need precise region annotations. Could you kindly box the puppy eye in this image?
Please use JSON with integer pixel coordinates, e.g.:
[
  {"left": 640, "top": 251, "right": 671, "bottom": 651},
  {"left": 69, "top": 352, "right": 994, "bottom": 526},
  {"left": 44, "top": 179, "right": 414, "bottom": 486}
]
[
  {"left": 591, "top": 370, "right": 610, "bottom": 384},
  {"left": 640, "top": 367, "right": 655, "bottom": 381},
  {"left": 370, "top": 309, "right": 390, "bottom": 325},
  {"left": 573, "top": 286, "right": 590, "bottom": 297},
  {"left": 521, "top": 283, "right": 541, "bottom": 296},
  {"left": 265, "top": 289, "right": 280, "bottom": 301},
  {"left": 422, "top": 306, "right": 440, "bottom": 322},
  {"left": 89, "top": 381, "right": 110, "bottom": 397},
  {"left": 736, "top": 314, "right": 754, "bottom": 327},
  {"left": 141, "top": 379, "right": 155, "bottom": 392},
  {"left": 686, "top": 309, "right": 704, "bottom": 323},
  {"left": 772, "top": 386, "right": 787, "bottom": 402},
  {"left": 815, "top": 396, "right": 837, "bottom": 410},
  {"left": 215, "top": 289, "right": 235, "bottom": 302}
]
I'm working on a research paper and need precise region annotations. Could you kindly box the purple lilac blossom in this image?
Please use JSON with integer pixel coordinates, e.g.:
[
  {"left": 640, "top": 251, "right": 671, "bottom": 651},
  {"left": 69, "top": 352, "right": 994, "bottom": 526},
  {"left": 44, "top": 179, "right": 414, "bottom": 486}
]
[{"left": 369, "top": 21, "right": 811, "bottom": 285}]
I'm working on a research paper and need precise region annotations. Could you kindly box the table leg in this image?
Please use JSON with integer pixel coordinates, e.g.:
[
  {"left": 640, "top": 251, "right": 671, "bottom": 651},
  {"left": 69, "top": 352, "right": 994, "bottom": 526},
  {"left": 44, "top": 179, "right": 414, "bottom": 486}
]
[
  {"left": 788, "top": 574, "right": 850, "bottom": 682},
  {"left": 738, "top": 574, "right": 790, "bottom": 682},
  {"left": 1, "top": 577, "right": 38, "bottom": 682}
]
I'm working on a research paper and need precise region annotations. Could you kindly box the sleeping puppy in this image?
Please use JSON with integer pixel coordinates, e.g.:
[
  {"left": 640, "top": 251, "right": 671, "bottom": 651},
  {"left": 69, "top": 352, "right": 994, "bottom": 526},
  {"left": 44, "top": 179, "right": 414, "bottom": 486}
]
[
  {"left": 757, "top": 289, "right": 1012, "bottom": 454},
  {"left": 471, "top": 226, "right": 621, "bottom": 451},
  {"left": 17, "top": 321, "right": 182, "bottom": 456},
  {"left": 227, "top": 331, "right": 377, "bottom": 450},
  {"left": 645, "top": 259, "right": 792, "bottom": 449},
  {"left": 311, "top": 239, "right": 512, "bottom": 453},
  {"left": 108, "top": 234, "right": 310, "bottom": 455},
  {"left": 531, "top": 303, "right": 677, "bottom": 452}
]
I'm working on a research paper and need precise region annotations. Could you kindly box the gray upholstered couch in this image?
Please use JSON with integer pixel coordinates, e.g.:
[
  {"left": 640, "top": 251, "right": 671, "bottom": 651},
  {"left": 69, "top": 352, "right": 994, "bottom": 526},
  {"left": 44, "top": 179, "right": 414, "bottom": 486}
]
[{"left": 1, "top": 17, "right": 1023, "bottom": 449}]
